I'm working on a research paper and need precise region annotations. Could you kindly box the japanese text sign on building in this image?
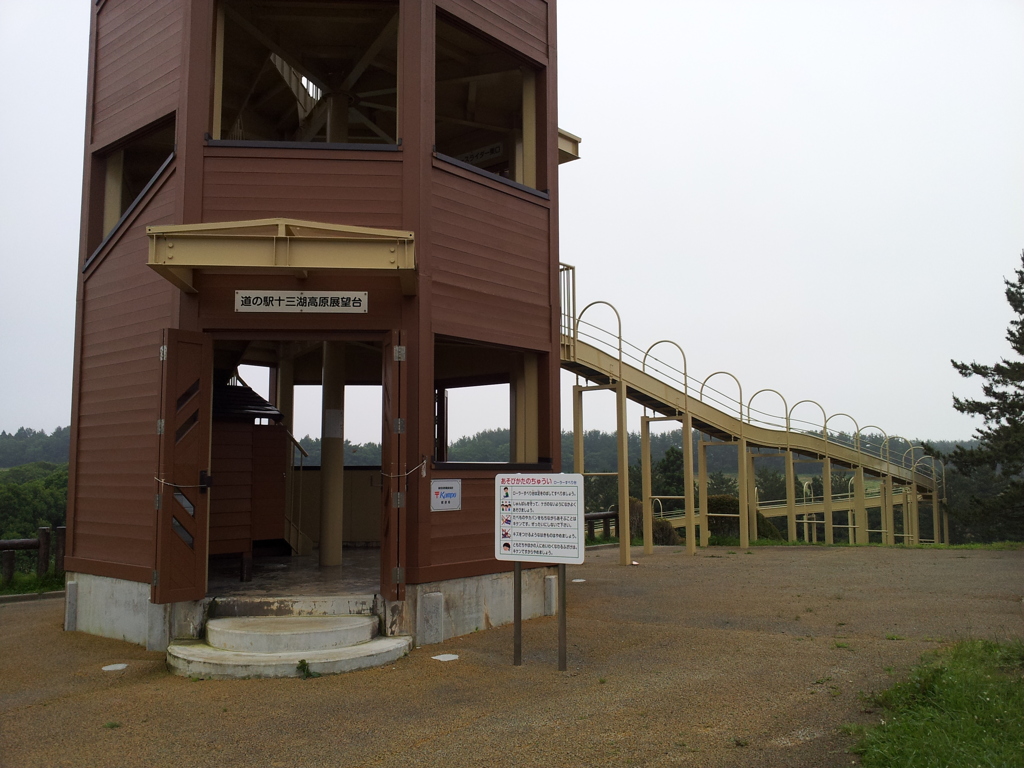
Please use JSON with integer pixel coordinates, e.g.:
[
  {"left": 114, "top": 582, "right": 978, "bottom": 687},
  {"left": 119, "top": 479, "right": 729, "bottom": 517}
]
[
  {"left": 235, "top": 291, "right": 368, "bottom": 313},
  {"left": 431, "top": 479, "right": 462, "bottom": 511},
  {"left": 494, "top": 474, "right": 585, "bottom": 565}
]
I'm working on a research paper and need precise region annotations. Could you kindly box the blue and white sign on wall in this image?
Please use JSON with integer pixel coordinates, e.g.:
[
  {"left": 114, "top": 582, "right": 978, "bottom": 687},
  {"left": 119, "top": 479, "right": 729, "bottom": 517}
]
[{"left": 431, "top": 479, "right": 462, "bottom": 511}]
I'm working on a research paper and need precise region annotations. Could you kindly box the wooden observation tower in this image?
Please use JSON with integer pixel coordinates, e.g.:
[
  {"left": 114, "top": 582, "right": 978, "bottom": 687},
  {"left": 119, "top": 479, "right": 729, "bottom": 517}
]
[{"left": 66, "top": 0, "right": 578, "bottom": 648}]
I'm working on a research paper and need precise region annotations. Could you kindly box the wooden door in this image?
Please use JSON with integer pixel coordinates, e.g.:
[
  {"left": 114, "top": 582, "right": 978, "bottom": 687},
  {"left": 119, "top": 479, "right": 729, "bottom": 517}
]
[
  {"left": 153, "top": 329, "right": 212, "bottom": 603},
  {"left": 380, "top": 331, "right": 404, "bottom": 600}
]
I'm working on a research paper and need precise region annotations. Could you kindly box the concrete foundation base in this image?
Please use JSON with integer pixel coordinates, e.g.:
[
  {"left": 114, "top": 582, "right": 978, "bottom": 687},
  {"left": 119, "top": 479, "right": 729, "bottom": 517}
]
[
  {"left": 407, "top": 566, "right": 557, "bottom": 647},
  {"left": 65, "top": 566, "right": 557, "bottom": 651},
  {"left": 64, "top": 572, "right": 212, "bottom": 652}
]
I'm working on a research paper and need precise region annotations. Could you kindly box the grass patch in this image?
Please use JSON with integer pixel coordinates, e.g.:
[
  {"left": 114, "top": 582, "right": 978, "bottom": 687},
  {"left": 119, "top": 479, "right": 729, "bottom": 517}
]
[
  {"left": 893, "top": 541, "right": 1024, "bottom": 551},
  {"left": 0, "top": 571, "right": 64, "bottom": 596},
  {"left": 852, "top": 639, "right": 1024, "bottom": 767}
]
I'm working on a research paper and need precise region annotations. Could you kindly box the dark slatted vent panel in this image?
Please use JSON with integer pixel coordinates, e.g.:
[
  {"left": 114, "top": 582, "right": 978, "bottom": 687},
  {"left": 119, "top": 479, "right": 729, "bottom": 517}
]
[{"left": 213, "top": 383, "right": 283, "bottom": 423}]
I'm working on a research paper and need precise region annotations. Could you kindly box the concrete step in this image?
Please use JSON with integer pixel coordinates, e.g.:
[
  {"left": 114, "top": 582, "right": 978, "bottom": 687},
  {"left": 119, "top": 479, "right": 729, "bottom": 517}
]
[
  {"left": 207, "top": 618, "right": 380, "bottom": 651},
  {"left": 206, "top": 615, "right": 377, "bottom": 654},
  {"left": 209, "top": 594, "right": 379, "bottom": 619},
  {"left": 167, "top": 635, "right": 412, "bottom": 679}
]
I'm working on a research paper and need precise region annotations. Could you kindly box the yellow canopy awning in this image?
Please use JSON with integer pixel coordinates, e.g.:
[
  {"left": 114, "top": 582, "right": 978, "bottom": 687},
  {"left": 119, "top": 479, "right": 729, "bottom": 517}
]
[{"left": 147, "top": 218, "right": 416, "bottom": 295}]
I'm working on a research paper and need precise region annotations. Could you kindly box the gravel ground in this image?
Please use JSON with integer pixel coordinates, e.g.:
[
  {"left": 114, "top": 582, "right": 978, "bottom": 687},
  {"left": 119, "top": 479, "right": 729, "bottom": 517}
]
[{"left": 1, "top": 545, "right": 1021, "bottom": 768}]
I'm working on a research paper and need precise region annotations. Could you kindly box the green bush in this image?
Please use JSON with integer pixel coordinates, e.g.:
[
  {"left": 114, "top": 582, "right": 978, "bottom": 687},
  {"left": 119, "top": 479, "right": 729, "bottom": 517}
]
[
  {"left": 653, "top": 517, "right": 681, "bottom": 545},
  {"left": 624, "top": 497, "right": 683, "bottom": 546}
]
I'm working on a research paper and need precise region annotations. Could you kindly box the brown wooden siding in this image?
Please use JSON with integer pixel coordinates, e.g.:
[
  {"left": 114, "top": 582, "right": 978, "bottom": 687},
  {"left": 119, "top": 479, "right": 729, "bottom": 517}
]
[
  {"left": 430, "top": 165, "right": 553, "bottom": 350},
  {"left": 70, "top": 182, "right": 178, "bottom": 569},
  {"left": 437, "top": 0, "right": 549, "bottom": 64},
  {"left": 209, "top": 422, "right": 252, "bottom": 554},
  {"left": 202, "top": 150, "right": 404, "bottom": 228},
  {"left": 91, "top": 0, "right": 183, "bottom": 148},
  {"left": 209, "top": 423, "right": 287, "bottom": 552},
  {"left": 427, "top": 476, "right": 494, "bottom": 566},
  {"left": 251, "top": 426, "right": 288, "bottom": 540}
]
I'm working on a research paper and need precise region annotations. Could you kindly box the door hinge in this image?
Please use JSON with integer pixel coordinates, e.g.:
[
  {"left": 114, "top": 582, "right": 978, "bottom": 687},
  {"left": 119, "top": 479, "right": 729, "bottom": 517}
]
[
  {"left": 151, "top": 569, "right": 159, "bottom": 587},
  {"left": 156, "top": 419, "right": 165, "bottom": 435},
  {"left": 158, "top": 344, "right": 167, "bottom": 361},
  {"left": 155, "top": 494, "right": 162, "bottom": 511},
  {"left": 392, "top": 566, "right": 405, "bottom": 584},
  {"left": 393, "top": 491, "right": 405, "bottom": 508},
  {"left": 393, "top": 345, "right": 406, "bottom": 362},
  {"left": 393, "top": 417, "right": 406, "bottom": 434}
]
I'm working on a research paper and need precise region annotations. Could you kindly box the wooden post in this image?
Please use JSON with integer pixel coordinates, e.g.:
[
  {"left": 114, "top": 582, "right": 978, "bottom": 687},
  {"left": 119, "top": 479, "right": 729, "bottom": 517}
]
[
  {"left": 54, "top": 527, "right": 66, "bottom": 577},
  {"left": 1, "top": 550, "right": 14, "bottom": 586},
  {"left": 37, "top": 527, "right": 52, "bottom": 578}
]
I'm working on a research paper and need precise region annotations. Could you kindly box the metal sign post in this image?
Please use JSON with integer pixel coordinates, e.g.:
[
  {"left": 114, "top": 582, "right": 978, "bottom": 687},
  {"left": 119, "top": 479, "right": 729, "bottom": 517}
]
[{"left": 495, "top": 473, "right": 584, "bottom": 671}]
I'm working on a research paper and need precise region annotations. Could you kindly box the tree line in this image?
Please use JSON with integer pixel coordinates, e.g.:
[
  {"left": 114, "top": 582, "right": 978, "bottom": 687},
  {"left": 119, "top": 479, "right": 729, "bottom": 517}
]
[{"left": 0, "top": 416, "right": 1013, "bottom": 546}]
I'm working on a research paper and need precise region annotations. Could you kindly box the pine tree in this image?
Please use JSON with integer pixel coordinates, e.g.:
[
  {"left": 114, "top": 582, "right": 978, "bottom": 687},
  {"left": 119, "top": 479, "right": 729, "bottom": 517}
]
[{"left": 949, "top": 250, "right": 1024, "bottom": 540}]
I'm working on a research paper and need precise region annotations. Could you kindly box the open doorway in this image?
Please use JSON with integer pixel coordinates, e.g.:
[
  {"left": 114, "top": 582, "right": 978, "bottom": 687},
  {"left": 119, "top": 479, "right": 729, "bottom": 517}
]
[{"left": 204, "top": 338, "right": 389, "bottom": 596}]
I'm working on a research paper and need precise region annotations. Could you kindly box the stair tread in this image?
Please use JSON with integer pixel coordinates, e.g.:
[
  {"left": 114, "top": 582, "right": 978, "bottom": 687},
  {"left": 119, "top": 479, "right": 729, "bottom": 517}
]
[
  {"left": 169, "top": 635, "right": 409, "bottom": 664},
  {"left": 205, "top": 615, "right": 379, "bottom": 653},
  {"left": 166, "top": 635, "right": 412, "bottom": 678},
  {"left": 208, "top": 615, "right": 375, "bottom": 635}
]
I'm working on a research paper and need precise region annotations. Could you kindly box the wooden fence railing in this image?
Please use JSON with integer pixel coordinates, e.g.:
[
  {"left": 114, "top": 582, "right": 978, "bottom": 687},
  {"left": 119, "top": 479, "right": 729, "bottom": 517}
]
[
  {"left": 585, "top": 511, "right": 619, "bottom": 540},
  {"left": 0, "top": 526, "right": 65, "bottom": 587}
]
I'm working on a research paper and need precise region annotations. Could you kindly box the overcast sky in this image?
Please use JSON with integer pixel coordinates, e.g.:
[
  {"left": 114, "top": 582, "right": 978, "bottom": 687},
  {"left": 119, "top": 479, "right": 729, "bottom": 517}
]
[{"left": 1, "top": 0, "right": 1022, "bottom": 446}]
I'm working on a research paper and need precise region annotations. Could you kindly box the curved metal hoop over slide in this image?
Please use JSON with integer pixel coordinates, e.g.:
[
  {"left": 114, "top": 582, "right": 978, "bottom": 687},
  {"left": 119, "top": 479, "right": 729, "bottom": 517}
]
[
  {"left": 575, "top": 300, "right": 623, "bottom": 379},
  {"left": 700, "top": 371, "right": 743, "bottom": 425},
  {"left": 825, "top": 412, "right": 860, "bottom": 451},
  {"left": 746, "top": 388, "right": 788, "bottom": 433},
  {"left": 643, "top": 340, "right": 689, "bottom": 409}
]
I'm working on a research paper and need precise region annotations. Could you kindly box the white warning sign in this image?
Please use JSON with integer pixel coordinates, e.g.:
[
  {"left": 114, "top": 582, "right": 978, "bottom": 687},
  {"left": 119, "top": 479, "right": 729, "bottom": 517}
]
[{"left": 494, "top": 474, "right": 585, "bottom": 565}]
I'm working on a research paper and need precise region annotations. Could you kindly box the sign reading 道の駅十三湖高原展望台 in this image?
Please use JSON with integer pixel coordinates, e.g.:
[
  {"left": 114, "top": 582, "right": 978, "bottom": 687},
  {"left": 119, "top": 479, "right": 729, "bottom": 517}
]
[{"left": 235, "top": 290, "right": 367, "bottom": 313}]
